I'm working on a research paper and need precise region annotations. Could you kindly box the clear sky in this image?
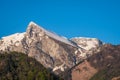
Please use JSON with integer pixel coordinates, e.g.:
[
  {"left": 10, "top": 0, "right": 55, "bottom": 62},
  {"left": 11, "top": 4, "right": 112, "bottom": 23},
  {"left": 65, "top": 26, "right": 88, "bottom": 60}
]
[{"left": 0, "top": 0, "right": 120, "bottom": 44}]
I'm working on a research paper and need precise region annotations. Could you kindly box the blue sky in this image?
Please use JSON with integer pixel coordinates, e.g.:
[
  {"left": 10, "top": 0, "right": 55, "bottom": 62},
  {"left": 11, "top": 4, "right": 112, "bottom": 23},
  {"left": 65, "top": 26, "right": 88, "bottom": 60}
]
[{"left": 0, "top": 0, "right": 120, "bottom": 44}]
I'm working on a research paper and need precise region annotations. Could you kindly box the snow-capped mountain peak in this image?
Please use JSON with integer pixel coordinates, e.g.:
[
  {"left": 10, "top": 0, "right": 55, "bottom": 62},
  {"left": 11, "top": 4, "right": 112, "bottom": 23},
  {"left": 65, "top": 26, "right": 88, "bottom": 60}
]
[
  {"left": 28, "top": 21, "right": 36, "bottom": 25},
  {"left": 27, "top": 21, "right": 76, "bottom": 47}
]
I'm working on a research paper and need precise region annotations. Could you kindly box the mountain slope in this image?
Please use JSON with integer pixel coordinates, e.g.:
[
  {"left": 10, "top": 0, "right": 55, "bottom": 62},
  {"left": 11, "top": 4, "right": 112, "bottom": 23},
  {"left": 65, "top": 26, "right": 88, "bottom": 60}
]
[
  {"left": 71, "top": 44, "right": 120, "bottom": 80},
  {"left": 89, "top": 44, "right": 120, "bottom": 80}
]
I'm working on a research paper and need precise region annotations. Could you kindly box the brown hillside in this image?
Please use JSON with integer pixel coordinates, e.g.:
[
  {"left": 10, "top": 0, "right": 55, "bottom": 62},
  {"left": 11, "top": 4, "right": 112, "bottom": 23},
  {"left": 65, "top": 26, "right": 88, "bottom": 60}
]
[{"left": 71, "top": 44, "right": 120, "bottom": 80}]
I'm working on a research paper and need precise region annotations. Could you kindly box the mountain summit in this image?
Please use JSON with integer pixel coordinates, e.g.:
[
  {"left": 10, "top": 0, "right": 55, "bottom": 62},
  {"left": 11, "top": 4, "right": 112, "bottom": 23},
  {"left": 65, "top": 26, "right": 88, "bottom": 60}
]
[{"left": 0, "top": 21, "right": 102, "bottom": 74}]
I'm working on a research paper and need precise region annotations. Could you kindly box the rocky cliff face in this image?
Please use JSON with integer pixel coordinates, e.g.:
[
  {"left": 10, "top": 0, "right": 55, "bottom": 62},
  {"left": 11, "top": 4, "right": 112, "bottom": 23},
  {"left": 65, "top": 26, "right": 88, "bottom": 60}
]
[
  {"left": 22, "top": 22, "right": 78, "bottom": 74},
  {"left": 0, "top": 21, "right": 103, "bottom": 74}
]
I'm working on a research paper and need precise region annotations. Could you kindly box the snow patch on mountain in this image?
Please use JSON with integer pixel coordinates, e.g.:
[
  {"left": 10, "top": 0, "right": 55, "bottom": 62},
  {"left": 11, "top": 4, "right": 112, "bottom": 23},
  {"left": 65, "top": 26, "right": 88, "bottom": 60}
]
[
  {"left": 71, "top": 37, "right": 102, "bottom": 50},
  {"left": 53, "top": 63, "right": 66, "bottom": 72},
  {"left": 0, "top": 32, "right": 25, "bottom": 50}
]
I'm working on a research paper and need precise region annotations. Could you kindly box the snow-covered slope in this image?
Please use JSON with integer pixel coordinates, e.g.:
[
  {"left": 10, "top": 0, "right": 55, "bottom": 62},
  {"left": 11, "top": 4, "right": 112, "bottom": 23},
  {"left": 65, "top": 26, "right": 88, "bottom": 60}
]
[
  {"left": 71, "top": 37, "right": 103, "bottom": 63},
  {"left": 71, "top": 37, "right": 102, "bottom": 50},
  {"left": 0, "top": 33, "right": 25, "bottom": 51}
]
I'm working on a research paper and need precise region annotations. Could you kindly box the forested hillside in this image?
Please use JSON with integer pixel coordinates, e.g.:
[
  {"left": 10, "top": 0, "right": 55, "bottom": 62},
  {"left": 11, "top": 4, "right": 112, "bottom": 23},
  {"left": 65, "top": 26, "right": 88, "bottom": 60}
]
[{"left": 0, "top": 52, "right": 62, "bottom": 80}]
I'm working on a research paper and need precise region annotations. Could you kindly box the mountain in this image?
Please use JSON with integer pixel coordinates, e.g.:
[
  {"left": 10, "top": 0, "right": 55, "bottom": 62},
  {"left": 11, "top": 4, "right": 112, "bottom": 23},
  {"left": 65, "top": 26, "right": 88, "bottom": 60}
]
[
  {"left": 0, "top": 21, "right": 102, "bottom": 75},
  {"left": 0, "top": 21, "right": 120, "bottom": 80}
]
